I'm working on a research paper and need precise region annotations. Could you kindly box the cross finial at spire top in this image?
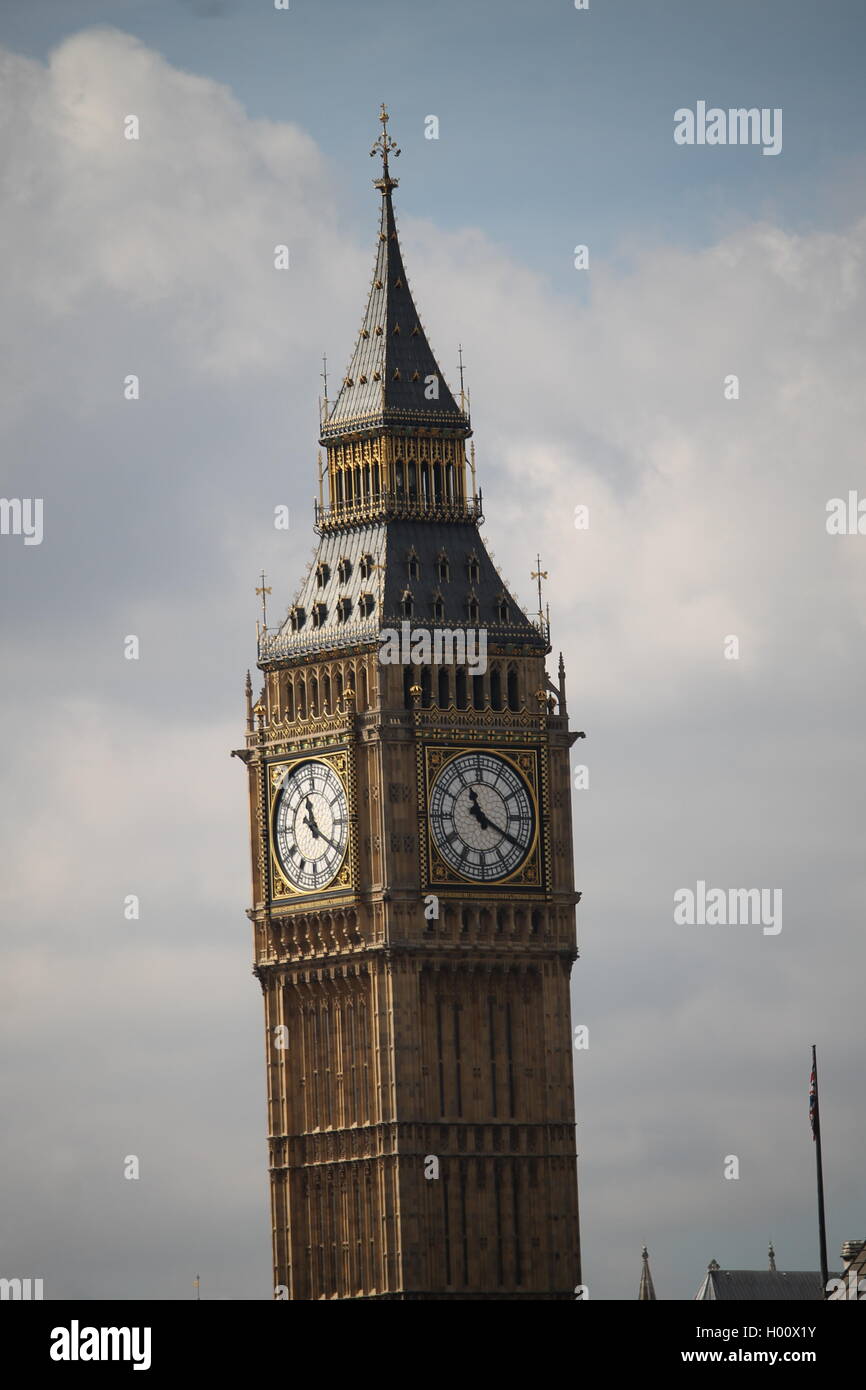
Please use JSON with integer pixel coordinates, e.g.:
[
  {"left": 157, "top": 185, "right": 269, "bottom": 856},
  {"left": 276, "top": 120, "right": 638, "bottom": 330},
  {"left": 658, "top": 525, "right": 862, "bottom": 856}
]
[
  {"left": 370, "top": 103, "right": 400, "bottom": 191},
  {"left": 255, "top": 570, "right": 272, "bottom": 631}
]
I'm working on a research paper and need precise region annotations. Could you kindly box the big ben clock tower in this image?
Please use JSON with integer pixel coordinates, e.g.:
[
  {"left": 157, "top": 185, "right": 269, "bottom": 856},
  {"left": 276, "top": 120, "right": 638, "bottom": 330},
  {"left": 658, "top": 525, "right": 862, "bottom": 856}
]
[{"left": 237, "top": 108, "right": 583, "bottom": 1300}]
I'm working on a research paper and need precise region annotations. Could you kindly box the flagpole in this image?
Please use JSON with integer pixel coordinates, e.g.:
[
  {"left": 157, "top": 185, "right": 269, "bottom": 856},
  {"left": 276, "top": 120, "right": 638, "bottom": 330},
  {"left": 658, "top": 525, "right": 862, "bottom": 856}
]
[{"left": 811, "top": 1045, "right": 829, "bottom": 1292}]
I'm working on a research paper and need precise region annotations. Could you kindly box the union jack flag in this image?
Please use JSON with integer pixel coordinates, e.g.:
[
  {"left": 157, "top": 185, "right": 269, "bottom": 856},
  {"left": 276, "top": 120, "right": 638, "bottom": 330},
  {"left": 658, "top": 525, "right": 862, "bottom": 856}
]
[{"left": 809, "top": 1057, "right": 819, "bottom": 1141}]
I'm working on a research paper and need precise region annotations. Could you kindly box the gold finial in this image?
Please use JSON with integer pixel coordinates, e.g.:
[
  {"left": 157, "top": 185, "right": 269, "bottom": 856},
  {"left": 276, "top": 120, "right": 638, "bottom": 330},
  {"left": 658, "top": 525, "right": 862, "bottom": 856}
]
[
  {"left": 531, "top": 554, "right": 548, "bottom": 627},
  {"left": 245, "top": 671, "right": 254, "bottom": 731},
  {"left": 256, "top": 570, "right": 272, "bottom": 631},
  {"left": 370, "top": 103, "right": 400, "bottom": 190}
]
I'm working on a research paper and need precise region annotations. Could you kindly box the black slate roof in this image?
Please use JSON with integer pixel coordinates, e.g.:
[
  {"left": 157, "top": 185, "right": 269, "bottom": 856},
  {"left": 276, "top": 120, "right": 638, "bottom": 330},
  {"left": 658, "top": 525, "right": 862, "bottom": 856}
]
[
  {"left": 259, "top": 520, "right": 546, "bottom": 663},
  {"left": 322, "top": 182, "right": 469, "bottom": 438},
  {"left": 695, "top": 1268, "right": 825, "bottom": 1301}
]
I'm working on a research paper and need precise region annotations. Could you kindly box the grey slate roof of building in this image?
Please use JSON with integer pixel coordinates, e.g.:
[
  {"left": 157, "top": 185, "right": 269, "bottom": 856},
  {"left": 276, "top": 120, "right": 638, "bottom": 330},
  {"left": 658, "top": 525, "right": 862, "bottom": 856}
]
[
  {"left": 322, "top": 181, "right": 468, "bottom": 437},
  {"left": 695, "top": 1268, "right": 825, "bottom": 1301},
  {"left": 260, "top": 518, "right": 546, "bottom": 662}
]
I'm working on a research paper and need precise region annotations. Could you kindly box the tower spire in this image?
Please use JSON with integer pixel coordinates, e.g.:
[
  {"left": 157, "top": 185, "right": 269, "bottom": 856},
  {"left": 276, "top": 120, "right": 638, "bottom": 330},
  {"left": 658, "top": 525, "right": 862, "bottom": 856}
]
[
  {"left": 638, "top": 1246, "right": 657, "bottom": 1300},
  {"left": 321, "top": 104, "right": 467, "bottom": 442}
]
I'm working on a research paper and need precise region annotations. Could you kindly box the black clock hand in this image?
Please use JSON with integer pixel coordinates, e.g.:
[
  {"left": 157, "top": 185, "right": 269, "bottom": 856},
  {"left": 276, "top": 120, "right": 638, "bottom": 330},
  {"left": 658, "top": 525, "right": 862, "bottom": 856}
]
[
  {"left": 467, "top": 787, "right": 490, "bottom": 830},
  {"left": 485, "top": 820, "right": 524, "bottom": 849},
  {"left": 303, "top": 798, "right": 321, "bottom": 839},
  {"left": 467, "top": 790, "right": 523, "bottom": 849}
]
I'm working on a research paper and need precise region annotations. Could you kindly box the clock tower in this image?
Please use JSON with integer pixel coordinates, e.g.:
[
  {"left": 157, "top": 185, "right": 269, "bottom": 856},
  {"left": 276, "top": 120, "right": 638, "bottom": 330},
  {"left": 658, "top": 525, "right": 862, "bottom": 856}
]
[{"left": 237, "top": 108, "right": 582, "bottom": 1299}]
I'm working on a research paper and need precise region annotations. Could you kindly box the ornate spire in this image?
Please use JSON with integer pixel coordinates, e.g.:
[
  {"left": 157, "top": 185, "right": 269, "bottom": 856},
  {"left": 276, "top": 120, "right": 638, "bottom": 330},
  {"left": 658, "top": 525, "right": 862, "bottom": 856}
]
[
  {"left": 638, "top": 1246, "right": 657, "bottom": 1300},
  {"left": 370, "top": 102, "right": 400, "bottom": 193},
  {"left": 322, "top": 106, "right": 469, "bottom": 440}
]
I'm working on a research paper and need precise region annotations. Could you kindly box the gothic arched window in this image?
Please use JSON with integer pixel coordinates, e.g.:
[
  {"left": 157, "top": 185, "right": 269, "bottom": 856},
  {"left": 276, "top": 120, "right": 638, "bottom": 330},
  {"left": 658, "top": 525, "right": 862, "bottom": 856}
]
[
  {"left": 437, "top": 668, "right": 450, "bottom": 708},
  {"left": 490, "top": 665, "right": 502, "bottom": 710}
]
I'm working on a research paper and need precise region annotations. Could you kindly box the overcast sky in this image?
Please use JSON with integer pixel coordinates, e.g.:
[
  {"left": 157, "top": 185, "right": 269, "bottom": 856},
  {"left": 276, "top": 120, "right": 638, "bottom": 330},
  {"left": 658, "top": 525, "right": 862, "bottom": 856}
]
[{"left": 1, "top": 0, "right": 865, "bottom": 1301}]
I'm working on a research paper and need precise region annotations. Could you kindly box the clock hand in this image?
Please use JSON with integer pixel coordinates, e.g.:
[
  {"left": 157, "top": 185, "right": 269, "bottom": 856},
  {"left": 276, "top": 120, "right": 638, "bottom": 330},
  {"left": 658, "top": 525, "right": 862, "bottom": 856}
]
[
  {"left": 302, "top": 798, "right": 321, "bottom": 839},
  {"left": 467, "top": 787, "right": 490, "bottom": 830},
  {"left": 489, "top": 823, "right": 524, "bottom": 849},
  {"left": 473, "top": 802, "right": 523, "bottom": 849}
]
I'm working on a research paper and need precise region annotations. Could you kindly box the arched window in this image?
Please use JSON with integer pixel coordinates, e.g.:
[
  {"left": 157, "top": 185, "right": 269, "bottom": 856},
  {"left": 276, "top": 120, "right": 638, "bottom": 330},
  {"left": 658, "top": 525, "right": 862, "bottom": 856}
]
[
  {"left": 438, "top": 668, "right": 450, "bottom": 708},
  {"left": 531, "top": 909, "right": 543, "bottom": 936},
  {"left": 490, "top": 665, "right": 502, "bottom": 710},
  {"left": 421, "top": 667, "right": 432, "bottom": 709},
  {"left": 467, "top": 597, "right": 480, "bottom": 623},
  {"left": 323, "top": 673, "right": 332, "bottom": 714},
  {"left": 472, "top": 674, "right": 484, "bottom": 710},
  {"left": 402, "top": 591, "right": 414, "bottom": 619},
  {"left": 403, "top": 667, "right": 413, "bottom": 709},
  {"left": 310, "top": 675, "right": 319, "bottom": 717},
  {"left": 507, "top": 667, "right": 519, "bottom": 711},
  {"left": 456, "top": 669, "right": 468, "bottom": 709},
  {"left": 336, "top": 670, "right": 344, "bottom": 707},
  {"left": 359, "top": 664, "right": 369, "bottom": 712},
  {"left": 285, "top": 680, "right": 295, "bottom": 721},
  {"left": 298, "top": 678, "right": 307, "bottom": 719}
]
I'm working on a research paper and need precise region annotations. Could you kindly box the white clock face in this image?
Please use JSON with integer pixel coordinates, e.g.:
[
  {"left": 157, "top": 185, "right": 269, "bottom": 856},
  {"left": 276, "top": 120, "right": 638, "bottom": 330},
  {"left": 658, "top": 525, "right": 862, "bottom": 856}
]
[
  {"left": 429, "top": 751, "right": 535, "bottom": 882},
  {"left": 273, "top": 759, "right": 349, "bottom": 893}
]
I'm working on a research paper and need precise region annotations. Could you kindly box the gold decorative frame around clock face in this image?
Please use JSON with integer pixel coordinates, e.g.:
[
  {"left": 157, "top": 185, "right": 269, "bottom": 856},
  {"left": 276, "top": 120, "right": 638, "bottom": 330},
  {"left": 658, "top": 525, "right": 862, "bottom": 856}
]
[
  {"left": 267, "top": 750, "right": 354, "bottom": 902},
  {"left": 422, "top": 745, "right": 542, "bottom": 890}
]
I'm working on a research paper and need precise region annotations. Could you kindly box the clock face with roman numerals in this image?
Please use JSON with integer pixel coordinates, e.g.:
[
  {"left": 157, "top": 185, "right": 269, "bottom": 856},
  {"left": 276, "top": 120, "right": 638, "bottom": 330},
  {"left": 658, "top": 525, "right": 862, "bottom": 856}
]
[
  {"left": 428, "top": 750, "right": 536, "bottom": 883},
  {"left": 273, "top": 759, "right": 349, "bottom": 893}
]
